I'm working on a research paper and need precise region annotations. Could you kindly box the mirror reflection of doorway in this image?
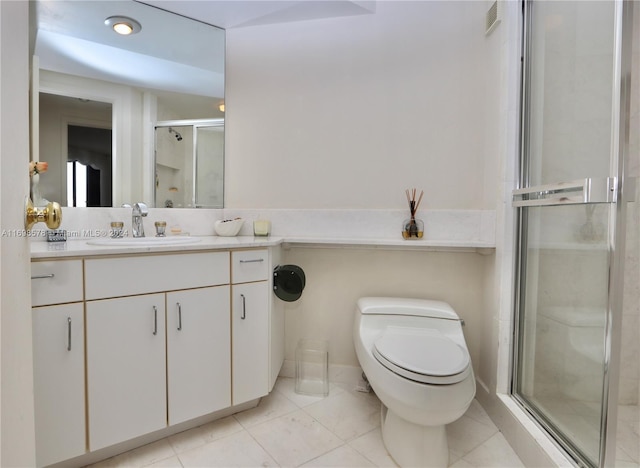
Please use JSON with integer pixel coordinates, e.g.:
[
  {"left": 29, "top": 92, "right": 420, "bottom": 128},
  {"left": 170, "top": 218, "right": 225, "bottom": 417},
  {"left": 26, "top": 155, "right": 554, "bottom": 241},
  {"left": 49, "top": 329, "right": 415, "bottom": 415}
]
[
  {"left": 39, "top": 93, "right": 113, "bottom": 206},
  {"left": 67, "top": 125, "right": 112, "bottom": 207}
]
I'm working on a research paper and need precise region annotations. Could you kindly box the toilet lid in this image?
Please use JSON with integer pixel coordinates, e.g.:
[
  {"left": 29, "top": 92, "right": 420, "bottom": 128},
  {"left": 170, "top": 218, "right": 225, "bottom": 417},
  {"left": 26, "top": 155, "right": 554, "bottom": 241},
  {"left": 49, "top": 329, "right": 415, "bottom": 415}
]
[{"left": 373, "top": 327, "right": 471, "bottom": 385}]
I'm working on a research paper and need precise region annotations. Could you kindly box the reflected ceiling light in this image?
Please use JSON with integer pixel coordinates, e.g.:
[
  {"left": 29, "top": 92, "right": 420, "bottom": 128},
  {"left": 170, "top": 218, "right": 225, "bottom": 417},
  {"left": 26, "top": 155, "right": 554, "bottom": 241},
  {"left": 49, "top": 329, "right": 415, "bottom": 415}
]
[
  {"left": 105, "top": 16, "right": 141, "bottom": 35},
  {"left": 218, "top": 101, "right": 225, "bottom": 112}
]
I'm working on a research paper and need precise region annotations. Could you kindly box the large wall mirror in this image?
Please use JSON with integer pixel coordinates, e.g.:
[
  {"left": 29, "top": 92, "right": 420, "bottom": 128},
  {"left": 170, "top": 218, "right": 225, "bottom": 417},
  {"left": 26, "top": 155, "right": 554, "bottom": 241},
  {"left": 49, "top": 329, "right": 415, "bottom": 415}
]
[{"left": 31, "top": 0, "right": 225, "bottom": 208}]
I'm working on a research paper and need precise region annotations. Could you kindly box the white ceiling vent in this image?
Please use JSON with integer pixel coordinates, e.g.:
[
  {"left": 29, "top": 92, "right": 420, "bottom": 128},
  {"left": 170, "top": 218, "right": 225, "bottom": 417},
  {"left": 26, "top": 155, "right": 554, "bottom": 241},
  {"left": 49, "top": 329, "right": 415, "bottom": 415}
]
[{"left": 485, "top": 0, "right": 501, "bottom": 35}]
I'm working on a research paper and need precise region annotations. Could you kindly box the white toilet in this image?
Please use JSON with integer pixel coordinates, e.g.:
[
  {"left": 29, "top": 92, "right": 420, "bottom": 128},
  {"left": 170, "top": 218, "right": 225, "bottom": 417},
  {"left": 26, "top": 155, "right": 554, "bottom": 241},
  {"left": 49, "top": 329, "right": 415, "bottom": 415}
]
[{"left": 353, "top": 297, "right": 475, "bottom": 467}]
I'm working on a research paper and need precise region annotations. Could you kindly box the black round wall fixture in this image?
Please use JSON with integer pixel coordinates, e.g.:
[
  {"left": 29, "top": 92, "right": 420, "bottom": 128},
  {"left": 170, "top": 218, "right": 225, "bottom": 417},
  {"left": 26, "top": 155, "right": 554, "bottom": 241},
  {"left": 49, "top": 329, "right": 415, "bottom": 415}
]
[{"left": 273, "top": 264, "right": 306, "bottom": 302}]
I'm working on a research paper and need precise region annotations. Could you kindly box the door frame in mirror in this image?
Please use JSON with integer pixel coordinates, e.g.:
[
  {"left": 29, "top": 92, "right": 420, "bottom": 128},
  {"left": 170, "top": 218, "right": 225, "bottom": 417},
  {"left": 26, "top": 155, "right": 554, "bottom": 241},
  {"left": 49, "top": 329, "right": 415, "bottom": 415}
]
[{"left": 38, "top": 68, "right": 144, "bottom": 207}]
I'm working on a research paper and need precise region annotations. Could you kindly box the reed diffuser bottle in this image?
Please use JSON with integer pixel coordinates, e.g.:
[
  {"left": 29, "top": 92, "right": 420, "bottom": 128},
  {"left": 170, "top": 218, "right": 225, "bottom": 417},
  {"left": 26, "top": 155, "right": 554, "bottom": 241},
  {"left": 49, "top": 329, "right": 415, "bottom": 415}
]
[{"left": 402, "top": 188, "right": 424, "bottom": 239}]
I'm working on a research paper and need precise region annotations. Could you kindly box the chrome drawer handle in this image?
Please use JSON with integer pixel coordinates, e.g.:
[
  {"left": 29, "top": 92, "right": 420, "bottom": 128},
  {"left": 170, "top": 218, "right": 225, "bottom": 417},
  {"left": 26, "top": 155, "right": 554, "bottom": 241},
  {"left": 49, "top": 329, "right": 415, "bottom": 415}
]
[
  {"left": 239, "top": 259, "right": 264, "bottom": 263},
  {"left": 67, "top": 317, "right": 72, "bottom": 351},
  {"left": 240, "top": 294, "right": 246, "bottom": 320},
  {"left": 152, "top": 306, "right": 158, "bottom": 335},
  {"left": 31, "top": 274, "right": 55, "bottom": 279},
  {"left": 177, "top": 303, "right": 182, "bottom": 331}
]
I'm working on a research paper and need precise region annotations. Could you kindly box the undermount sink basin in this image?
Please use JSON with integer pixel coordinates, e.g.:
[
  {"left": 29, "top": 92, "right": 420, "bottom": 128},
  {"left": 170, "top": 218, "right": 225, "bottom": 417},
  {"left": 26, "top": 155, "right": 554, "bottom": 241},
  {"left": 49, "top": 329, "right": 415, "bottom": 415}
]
[{"left": 86, "top": 236, "right": 202, "bottom": 247}]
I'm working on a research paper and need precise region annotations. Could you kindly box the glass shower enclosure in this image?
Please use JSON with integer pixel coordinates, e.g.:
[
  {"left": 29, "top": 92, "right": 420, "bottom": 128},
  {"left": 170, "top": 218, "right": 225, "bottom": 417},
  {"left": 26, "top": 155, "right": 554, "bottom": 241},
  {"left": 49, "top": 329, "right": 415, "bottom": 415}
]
[
  {"left": 154, "top": 119, "right": 224, "bottom": 208},
  {"left": 512, "top": 1, "right": 637, "bottom": 467}
]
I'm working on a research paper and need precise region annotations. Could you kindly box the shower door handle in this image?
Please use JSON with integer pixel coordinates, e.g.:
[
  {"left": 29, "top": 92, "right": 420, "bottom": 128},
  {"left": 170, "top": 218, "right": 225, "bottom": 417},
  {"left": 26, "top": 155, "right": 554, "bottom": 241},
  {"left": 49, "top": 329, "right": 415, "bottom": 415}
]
[{"left": 512, "top": 177, "right": 618, "bottom": 207}]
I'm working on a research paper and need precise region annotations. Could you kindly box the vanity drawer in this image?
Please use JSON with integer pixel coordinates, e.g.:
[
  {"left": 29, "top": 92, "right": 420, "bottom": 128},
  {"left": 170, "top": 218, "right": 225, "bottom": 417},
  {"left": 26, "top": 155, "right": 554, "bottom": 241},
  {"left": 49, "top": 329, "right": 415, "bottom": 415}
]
[
  {"left": 232, "top": 250, "right": 269, "bottom": 284},
  {"left": 85, "top": 251, "right": 230, "bottom": 300},
  {"left": 31, "top": 260, "right": 84, "bottom": 307}
]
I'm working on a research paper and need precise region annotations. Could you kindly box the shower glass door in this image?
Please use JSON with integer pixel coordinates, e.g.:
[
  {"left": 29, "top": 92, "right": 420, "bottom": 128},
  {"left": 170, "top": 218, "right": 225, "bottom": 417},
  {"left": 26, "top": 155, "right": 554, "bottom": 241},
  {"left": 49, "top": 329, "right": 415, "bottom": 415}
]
[
  {"left": 512, "top": 1, "right": 630, "bottom": 466},
  {"left": 154, "top": 119, "right": 224, "bottom": 208},
  {"left": 194, "top": 124, "right": 224, "bottom": 208}
]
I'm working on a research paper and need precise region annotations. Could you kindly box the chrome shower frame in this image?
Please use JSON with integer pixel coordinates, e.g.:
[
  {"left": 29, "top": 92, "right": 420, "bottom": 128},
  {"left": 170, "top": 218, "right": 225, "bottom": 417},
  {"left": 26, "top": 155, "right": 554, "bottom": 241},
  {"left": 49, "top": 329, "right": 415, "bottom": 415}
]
[
  {"left": 154, "top": 118, "right": 224, "bottom": 209},
  {"left": 510, "top": 1, "right": 636, "bottom": 467}
]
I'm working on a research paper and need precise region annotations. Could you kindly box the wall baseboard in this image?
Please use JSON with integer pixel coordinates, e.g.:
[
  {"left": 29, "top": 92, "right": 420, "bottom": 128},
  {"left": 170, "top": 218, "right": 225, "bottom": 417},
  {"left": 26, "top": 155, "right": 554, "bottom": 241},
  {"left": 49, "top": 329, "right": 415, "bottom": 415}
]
[{"left": 280, "top": 360, "right": 364, "bottom": 387}]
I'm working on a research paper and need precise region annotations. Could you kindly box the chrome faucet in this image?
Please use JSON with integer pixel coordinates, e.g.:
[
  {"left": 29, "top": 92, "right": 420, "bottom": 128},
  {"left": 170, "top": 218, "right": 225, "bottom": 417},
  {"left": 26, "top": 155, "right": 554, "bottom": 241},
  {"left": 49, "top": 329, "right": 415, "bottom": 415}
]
[{"left": 131, "top": 202, "right": 148, "bottom": 238}]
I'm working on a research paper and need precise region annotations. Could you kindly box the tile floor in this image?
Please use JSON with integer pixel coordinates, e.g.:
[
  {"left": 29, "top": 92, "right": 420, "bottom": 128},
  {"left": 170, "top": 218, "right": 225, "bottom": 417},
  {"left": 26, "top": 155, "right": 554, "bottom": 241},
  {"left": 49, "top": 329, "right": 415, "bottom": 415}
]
[
  {"left": 616, "top": 405, "right": 640, "bottom": 467},
  {"left": 89, "top": 377, "right": 524, "bottom": 468}
]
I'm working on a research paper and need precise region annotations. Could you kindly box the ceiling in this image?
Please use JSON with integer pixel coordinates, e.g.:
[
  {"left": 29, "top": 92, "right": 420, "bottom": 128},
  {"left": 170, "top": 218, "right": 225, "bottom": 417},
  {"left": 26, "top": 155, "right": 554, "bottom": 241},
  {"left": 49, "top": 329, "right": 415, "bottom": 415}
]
[
  {"left": 140, "top": 1, "right": 376, "bottom": 29},
  {"left": 34, "top": 0, "right": 225, "bottom": 98},
  {"left": 33, "top": 0, "right": 376, "bottom": 100}
]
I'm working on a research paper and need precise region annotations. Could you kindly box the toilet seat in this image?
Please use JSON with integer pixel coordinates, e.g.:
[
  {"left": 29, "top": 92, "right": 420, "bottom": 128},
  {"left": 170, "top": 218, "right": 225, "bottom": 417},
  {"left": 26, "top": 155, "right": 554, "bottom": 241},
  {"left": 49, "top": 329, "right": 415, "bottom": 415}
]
[{"left": 372, "top": 326, "right": 471, "bottom": 385}]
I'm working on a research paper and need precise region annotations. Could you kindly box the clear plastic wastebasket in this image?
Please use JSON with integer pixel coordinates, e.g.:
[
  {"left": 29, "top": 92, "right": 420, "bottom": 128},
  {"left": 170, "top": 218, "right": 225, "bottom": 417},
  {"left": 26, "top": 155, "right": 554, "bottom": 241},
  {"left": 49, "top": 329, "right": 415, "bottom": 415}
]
[{"left": 295, "top": 339, "right": 329, "bottom": 396}]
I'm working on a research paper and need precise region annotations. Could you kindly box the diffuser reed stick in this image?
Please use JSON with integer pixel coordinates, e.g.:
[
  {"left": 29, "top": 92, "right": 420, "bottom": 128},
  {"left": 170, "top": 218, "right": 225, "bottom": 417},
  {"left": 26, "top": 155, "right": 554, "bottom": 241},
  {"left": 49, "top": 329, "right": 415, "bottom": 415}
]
[{"left": 403, "top": 188, "right": 424, "bottom": 239}]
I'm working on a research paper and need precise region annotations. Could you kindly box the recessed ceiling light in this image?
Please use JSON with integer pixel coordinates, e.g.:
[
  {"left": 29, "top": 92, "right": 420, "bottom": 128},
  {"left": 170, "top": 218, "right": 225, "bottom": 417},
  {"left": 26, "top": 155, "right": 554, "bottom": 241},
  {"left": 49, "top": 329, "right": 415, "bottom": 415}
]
[{"left": 105, "top": 16, "right": 141, "bottom": 35}]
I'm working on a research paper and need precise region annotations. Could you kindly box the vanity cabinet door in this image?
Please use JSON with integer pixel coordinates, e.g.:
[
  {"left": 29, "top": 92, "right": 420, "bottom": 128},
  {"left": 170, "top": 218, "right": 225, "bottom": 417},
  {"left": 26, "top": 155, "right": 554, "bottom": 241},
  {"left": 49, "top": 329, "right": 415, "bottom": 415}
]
[
  {"left": 166, "top": 286, "right": 231, "bottom": 425},
  {"left": 232, "top": 281, "right": 269, "bottom": 405},
  {"left": 86, "top": 294, "right": 167, "bottom": 451},
  {"left": 32, "top": 303, "right": 86, "bottom": 467}
]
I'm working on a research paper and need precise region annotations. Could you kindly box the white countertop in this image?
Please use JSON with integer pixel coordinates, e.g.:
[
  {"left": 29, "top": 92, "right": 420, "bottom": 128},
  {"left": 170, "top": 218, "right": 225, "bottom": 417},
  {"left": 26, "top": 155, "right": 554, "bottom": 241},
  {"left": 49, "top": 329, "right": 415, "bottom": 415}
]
[
  {"left": 32, "top": 208, "right": 497, "bottom": 259},
  {"left": 30, "top": 235, "right": 495, "bottom": 259},
  {"left": 282, "top": 237, "right": 495, "bottom": 253},
  {"left": 30, "top": 236, "right": 283, "bottom": 258}
]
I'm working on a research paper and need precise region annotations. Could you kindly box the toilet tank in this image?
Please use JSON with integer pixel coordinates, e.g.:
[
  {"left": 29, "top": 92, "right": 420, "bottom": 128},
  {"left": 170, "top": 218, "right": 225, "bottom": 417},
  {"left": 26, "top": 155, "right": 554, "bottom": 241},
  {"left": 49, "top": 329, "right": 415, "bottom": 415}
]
[{"left": 357, "top": 297, "right": 460, "bottom": 320}]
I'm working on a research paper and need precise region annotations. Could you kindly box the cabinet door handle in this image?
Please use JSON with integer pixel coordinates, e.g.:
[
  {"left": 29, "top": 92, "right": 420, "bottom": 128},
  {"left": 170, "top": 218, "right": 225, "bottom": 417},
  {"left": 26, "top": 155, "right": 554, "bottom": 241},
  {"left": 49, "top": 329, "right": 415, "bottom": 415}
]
[
  {"left": 67, "top": 317, "right": 72, "bottom": 351},
  {"left": 177, "top": 302, "right": 182, "bottom": 331},
  {"left": 31, "top": 273, "right": 55, "bottom": 279},
  {"left": 152, "top": 306, "right": 158, "bottom": 335},
  {"left": 239, "top": 259, "right": 264, "bottom": 264},
  {"left": 240, "top": 294, "right": 246, "bottom": 320}
]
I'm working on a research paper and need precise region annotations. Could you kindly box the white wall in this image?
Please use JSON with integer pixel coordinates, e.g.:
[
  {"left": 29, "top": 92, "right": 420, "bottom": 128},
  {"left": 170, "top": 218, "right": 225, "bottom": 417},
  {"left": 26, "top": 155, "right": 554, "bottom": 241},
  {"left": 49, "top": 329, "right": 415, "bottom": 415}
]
[
  {"left": 281, "top": 247, "right": 492, "bottom": 370},
  {"left": 226, "top": 1, "right": 504, "bottom": 391},
  {"left": 1, "top": 1, "right": 37, "bottom": 465},
  {"left": 226, "top": 1, "right": 500, "bottom": 210}
]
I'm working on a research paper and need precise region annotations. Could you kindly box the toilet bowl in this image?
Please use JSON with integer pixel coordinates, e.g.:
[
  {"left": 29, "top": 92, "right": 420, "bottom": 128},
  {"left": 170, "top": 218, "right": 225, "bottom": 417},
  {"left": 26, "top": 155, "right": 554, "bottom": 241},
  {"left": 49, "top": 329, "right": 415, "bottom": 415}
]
[{"left": 353, "top": 297, "right": 475, "bottom": 468}]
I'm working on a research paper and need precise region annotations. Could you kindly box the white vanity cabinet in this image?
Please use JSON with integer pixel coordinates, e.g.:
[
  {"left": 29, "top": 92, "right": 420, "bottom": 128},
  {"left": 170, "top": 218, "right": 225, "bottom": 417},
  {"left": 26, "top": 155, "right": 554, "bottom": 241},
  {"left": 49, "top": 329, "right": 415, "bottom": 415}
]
[
  {"left": 31, "top": 244, "right": 283, "bottom": 466},
  {"left": 166, "top": 286, "right": 231, "bottom": 425},
  {"left": 32, "top": 303, "right": 86, "bottom": 467},
  {"left": 231, "top": 250, "right": 270, "bottom": 405},
  {"left": 86, "top": 294, "right": 167, "bottom": 451},
  {"left": 84, "top": 252, "right": 229, "bottom": 300},
  {"left": 31, "top": 260, "right": 86, "bottom": 467},
  {"left": 84, "top": 251, "right": 230, "bottom": 451}
]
